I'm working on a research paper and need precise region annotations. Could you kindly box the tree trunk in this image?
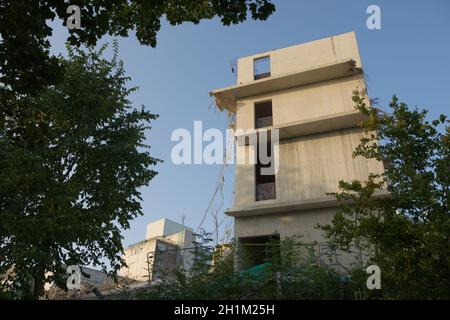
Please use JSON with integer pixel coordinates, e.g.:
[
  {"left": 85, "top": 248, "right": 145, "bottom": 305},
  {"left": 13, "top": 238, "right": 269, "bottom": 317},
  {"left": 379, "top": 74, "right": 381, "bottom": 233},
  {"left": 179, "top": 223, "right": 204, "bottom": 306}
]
[{"left": 31, "top": 268, "right": 46, "bottom": 300}]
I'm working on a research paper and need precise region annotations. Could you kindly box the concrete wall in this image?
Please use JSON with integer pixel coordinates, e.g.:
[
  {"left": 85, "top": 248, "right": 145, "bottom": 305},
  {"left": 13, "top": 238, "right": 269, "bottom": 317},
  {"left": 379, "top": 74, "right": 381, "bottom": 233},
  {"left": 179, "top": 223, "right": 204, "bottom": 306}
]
[
  {"left": 120, "top": 238, "right": 183, "bottom": 282},
  {"left": 234, "top": 127, "right": 384, "bottom": 208},
  {"left": 166, "top": 229, "right": 197, "bottom": 271},
  {"left": 152, "top": 240, "right": 178, "bottom": 281},
  {"left": 235, "top": 207, "right": 335, "bottom": 241},
  {"left": 80, "top": 267, "right": 111, "bottom": 285},
  {"left": 237, "top": 31, "right": 362, "bottom": 85},
  {"left": 236, "top": 75, "right": 366, "bottom": 131},
  {"left": 120, "top": 240, "right": 156, "bottom": 281},
  {"left": 146, "top": 218, "right": 193, "bottom": 240},
  {"left": 234, "top": 207, "right": 356, "bottom": 270}
]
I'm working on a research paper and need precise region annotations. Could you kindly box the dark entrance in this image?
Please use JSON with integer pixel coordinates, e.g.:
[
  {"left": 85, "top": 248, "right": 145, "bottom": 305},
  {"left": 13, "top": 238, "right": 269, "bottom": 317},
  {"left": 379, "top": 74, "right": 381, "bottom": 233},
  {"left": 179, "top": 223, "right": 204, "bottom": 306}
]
[{"left": 238, "top": 234, "right": 280, "bottom": 269}]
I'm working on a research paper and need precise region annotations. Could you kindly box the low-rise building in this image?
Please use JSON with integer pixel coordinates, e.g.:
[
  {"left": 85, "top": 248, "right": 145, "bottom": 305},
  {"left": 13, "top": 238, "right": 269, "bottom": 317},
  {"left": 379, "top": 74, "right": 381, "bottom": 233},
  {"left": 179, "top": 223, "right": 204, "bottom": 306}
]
[{"left": 119, "top": 218, "right": 196, "bottom": 282}]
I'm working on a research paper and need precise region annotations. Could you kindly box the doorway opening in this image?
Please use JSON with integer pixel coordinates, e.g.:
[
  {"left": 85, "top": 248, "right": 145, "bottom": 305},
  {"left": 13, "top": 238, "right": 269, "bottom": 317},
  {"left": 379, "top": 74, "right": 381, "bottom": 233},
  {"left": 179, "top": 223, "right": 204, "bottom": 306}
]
[{"left": 238, "top": 234, "right": 280, "bottom": 269}]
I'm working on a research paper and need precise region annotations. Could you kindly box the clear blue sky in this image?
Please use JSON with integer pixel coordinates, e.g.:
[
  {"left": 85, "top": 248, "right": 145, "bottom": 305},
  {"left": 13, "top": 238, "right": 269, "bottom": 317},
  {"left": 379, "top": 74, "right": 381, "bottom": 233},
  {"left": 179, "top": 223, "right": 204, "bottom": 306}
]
[{"left": 49, "top": 0, "right": 450, "bottom": 247}]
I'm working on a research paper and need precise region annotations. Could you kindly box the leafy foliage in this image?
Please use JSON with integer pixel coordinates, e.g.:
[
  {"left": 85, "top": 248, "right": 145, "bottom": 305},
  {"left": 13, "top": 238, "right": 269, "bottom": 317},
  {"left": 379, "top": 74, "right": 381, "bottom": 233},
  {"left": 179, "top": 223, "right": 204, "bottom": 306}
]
[
  {"left": 0, "top": 0, "right": 275, "bottom": 93},
  {"left": 115, "top": 235, "right": 353, "bottom": 300},
  {"left": 0, "top": 42, "right": 160, "bottom": 299},
  {"left": 0, "top": 0, "right": 277, "bottom": 300},
  {"left": 320, "top": 90, "right": 450, "bottom": 299}
]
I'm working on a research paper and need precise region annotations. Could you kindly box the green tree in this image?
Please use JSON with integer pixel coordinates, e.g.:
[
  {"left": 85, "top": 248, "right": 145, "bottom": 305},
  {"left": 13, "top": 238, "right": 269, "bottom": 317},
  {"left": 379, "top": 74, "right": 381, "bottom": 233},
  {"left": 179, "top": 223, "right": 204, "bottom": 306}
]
[
  {"left": 320, "top": 90, "right": 450, "bottom": 299},
  {"left": 0, "top": 0, "right": 275, "bottom": 94},
  {"left": 0, "top": 42, "right": 160, "bottom": 299}
]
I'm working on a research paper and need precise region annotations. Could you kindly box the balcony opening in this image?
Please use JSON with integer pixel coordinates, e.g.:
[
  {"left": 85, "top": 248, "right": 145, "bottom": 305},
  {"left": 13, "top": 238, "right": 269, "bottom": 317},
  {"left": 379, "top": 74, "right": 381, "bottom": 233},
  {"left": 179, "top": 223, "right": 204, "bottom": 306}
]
[
  {"left": 254, "top": 100, "right": 273, "bottom": 129},
  {"left": 253, "top": 56, "right": 271, "bottom": 80},
  {"left": 238, "top": 234, "right": 280, "bottom": 270},
  {"left": 255, "top": 136, "right": 276, "bottom": 201}
]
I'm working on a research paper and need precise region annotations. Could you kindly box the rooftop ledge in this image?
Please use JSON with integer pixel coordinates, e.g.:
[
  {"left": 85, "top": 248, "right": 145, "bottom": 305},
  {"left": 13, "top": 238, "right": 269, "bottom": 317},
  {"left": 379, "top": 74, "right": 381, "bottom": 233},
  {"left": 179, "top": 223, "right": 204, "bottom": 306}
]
[
  {"left": 210, "top": 59, "right": 362, "bottom": 113},
  {"left": 225, "top": 189, "right": 390, "bottom": 218},
  {"left": 235, "top": 109, "right": 368, "bottom": 144}
]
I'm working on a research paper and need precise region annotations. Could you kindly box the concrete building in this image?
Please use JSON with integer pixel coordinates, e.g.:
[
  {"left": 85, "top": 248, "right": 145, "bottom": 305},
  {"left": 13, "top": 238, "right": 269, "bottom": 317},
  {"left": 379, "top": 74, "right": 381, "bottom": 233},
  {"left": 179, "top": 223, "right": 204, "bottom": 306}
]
[
  {"left": 210, "top": 32, "right": 387, "bottom": 269},
  {"left": 119, "top": 218, "right": 196, "bottom": 282}
]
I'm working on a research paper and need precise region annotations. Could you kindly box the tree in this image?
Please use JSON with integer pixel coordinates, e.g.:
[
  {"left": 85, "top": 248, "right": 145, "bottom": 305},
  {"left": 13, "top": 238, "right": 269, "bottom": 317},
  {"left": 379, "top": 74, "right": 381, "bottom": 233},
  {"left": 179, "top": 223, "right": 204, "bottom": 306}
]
[
  {"left": 320, "top": 90, "right": 450, "bottom": 299},
  {"left": 0, "top": 42, "right": 160, "bottom": 299},
  {"left": 0, "top": 0, "right": 276, "bottom": 299},
  {"left": 0, "top": 0, "right": 276, "bottom": 94}
]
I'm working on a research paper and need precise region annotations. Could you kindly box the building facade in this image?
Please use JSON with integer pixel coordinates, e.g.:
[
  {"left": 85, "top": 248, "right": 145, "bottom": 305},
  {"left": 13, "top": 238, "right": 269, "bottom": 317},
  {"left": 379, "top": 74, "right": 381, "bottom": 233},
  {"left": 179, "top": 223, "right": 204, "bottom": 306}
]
[
  {"left": 210, "top": 32, "right": 386, "bottom": 269},
  {"left": 119, "top": 218, "right": 196, "bottom": 282}
]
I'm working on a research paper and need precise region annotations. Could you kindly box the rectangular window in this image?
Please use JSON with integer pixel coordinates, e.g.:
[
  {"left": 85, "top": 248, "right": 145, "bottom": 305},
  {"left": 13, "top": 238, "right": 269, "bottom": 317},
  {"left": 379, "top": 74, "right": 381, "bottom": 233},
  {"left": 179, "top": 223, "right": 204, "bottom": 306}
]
[
  {"left": 253, "top": 56, "right": 271, "bottom": 80},
  {"left": 255, "top": 136, "right": 276, "bottom": 201},
  {"left": 254, "top": 100, "right": 273, "bottom": 129}
]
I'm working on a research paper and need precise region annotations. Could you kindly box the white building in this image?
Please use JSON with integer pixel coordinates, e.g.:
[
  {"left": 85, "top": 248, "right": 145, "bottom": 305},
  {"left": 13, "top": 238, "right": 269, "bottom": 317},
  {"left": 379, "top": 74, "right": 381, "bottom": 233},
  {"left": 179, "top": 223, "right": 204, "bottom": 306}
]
[{"left": 119, "top": 218, "right": 196, "bottom": 282}]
